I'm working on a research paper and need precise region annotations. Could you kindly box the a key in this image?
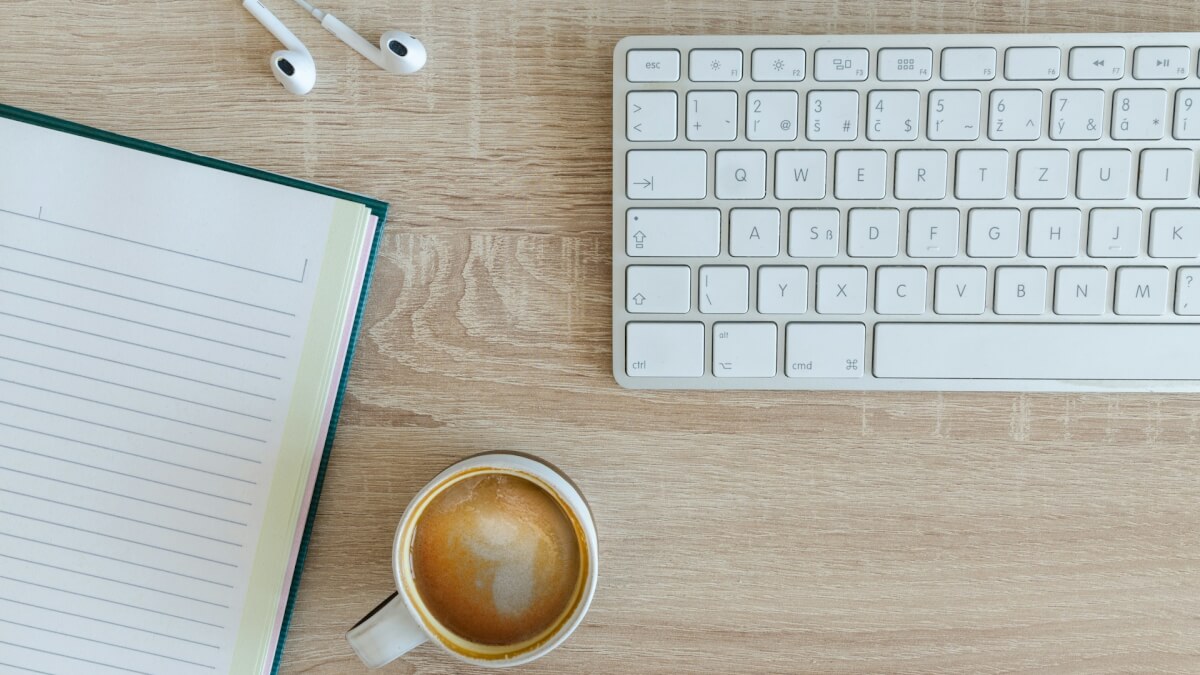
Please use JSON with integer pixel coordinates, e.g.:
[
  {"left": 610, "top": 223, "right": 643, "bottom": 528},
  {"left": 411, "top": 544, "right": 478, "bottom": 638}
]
[
  {"left": 833, "top": 150, "right": 886, "bottom": 199},
  {"left": 712, "top": 323, "right": 777, "bottom": 377},
  {"left": 816, "top": 266, "right": 868, "bottom": 314},
  {"left": 699, "top": 265, "right": 750, "bottom": 313},
  {"left": 906, "top": 209, "right": 960, "bottom": 258},
  {"left": 757, "top": 266, "right": 809, "bottom": 314},
  {"left": 1138, "top": 149, "right": 1193, "bottom": 200},
  {"left": 626, "top": 208, "right": 720, "bottom": 256},
  {"left": 1112, "top": 89, "right": 1167, "bottom": 140},
  {"left": 1115, "top": 266, "right": 1169, "bottom": 315},
  {"left": 628, "top": 49, "right": 680, "bottom": 82},
  {"left": 627, "top": 150, "right": 707, "bottom": 199},
  {"left": 994, "top": 266, "right": 1048, "bottom": 315},
  {"left": 1050, "top": 89, "right": 1104, "bottom": 140},
  {"left": 788, "top": 209, "right": 840, "bottom": 257},
  {"left": 686, "top": 90, "right": 738, "bottom": 141},
  {"left": 807, "top": 90, "right": 859, "bottom": 141},
  {"left": 1028, "top": 208, "right": 1082, "bottom": 257},
  {"left": 1016, "top": 149, "right": 1069, "bottom": 200},
  {"left": 1133, "top": 46, "right": 1190, "bottom": 80},
  {"left": 875, "top": 266, "right": 928, "bottom": 314},
  {"left": 729, "top": 208, "right": 781, "bottom": 257},
  {"left": 751, "top": 49, "right": 805, "bottom": 82},
  {"left": 1068, "top": 46, "right": 1125, "bottom": 80},
  {"left": 955, "top": 149, "right": 1008, "bottom": 199},
  {"left": 1149, "top": 209, "right": 1200, "bottom": 257},
  {"left": 967, "top": 208, "right": 1020, "bottom": 257},
  {"left": 877, "top": 48, "right": 933, "bottom": 81},
  {"left": 626, "top": 322, "right": 704, "bottom": 377},
  {"left": 894, "top": 150, "right": 948, "bottom": 200},
  {"left": 690, "top": 49, "right": 743, "bottom": 82},
  {"left": 928, "top": 90, "right": 982, "bottom": 140},
  {"left": 1076, "top": 149, "right": 1131, "bottom": 199},
  {"left": 774, "top": 150, "right": 827, "bottom": 199},
  {"left": 934, "top": 266, "right": 988, "bottom": 314},
  {"left": 1054, "top": 266, "right": 1108, "bottom": 315},
  {"left": 989, "top": 89, "right": 1042, "bottom": 140},
  {"left": 1177, "top": 267, "right": 1200, "bottom": 315},
  {"left": 1174, "top": 89, "right": 1200, "bottom": 140},
  {"left": 940, "top": 47, "right": 996, "bottom": 80},
  {"left": 847, "top": 208, "right": 899, "bottom": 257},
  {"left": 867, "top": 90, "right": 919, "bottom": 140},
  {"left": 1087, "top": 209, "right": 1141, "bottom": 258},
  {"left": 1005, "top": 47, "right": 1061, "bottom": 80},
  {"left": 747, "top": 90, "right": 798, "bottom": 141},
  {"left": 626, "top": 266, "right": 691, "bottom": 313},
  {"left": 784, "top": 322, "right": 866, "bottom": 378},
  {"left": 715, "top": 149, "right": 767, "bottom": 199},
  {"left": 814, "top": 48, "right": 868, "bottom": 81},
  {"left": 627, "top": 91, "right": 677, "bottom": 141}
]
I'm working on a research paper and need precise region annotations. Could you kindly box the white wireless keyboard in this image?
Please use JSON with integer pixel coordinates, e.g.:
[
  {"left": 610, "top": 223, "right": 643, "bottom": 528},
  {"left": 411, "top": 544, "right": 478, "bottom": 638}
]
[{"left": 612, "top": 33, "right": 1200, "bottom": 391}]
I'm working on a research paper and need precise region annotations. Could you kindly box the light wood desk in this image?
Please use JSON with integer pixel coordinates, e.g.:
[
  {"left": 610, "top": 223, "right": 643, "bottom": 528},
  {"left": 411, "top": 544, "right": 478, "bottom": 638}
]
[{"left": 4, "top": 1, "right": 1200, "bottom": 672}]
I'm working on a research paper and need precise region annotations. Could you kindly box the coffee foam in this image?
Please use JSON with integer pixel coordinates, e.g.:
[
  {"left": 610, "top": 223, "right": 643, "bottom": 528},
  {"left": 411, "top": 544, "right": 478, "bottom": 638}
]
[{"left": 410, "top": 473, "right": 582, "bottom": 647}]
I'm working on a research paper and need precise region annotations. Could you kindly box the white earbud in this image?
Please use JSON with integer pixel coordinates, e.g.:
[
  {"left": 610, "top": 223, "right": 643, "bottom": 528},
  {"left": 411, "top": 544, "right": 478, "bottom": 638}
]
[
  {"left": 292, "top": 0, "right": 428, "bottom": 75},
  {"left": 242, "top": 0, "right": 316, "bottom": 95}
]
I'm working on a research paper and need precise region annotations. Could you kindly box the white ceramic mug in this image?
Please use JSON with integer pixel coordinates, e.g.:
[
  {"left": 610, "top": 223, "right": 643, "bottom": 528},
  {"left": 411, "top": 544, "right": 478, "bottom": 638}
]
[{"left": 346, "top": 453, "right": 598, "bottom": 668}]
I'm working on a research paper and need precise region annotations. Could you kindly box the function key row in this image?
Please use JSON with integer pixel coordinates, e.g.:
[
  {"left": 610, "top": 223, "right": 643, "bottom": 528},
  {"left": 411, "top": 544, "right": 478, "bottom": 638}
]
[{"left": 627, "top": 45, "right": 1196, "bottom": 84}]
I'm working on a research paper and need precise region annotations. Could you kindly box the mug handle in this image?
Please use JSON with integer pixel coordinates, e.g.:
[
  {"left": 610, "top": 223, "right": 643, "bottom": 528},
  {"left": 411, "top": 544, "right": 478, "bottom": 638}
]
[{"left": 346, "top": 592, "right": 428, "bottom": 668}]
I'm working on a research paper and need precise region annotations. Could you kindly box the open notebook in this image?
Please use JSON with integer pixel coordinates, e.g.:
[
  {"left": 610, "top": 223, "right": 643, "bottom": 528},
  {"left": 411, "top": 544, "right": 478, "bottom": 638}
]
[{"left": 0, "top": 104, "right": 386, "bottom": 674}]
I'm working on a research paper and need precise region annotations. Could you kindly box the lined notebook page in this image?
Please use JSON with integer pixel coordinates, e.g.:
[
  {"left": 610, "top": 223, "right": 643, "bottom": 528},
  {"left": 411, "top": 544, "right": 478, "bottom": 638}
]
[{"left": 0, "top": 117, "right": 374, "bottom": 674}]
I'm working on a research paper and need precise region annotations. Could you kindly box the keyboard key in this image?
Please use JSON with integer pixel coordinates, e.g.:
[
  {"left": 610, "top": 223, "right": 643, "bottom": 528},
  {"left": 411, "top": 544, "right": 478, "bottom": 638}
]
[
  {"left": 867, "top": 90, "right": 919, "bottom": 140},
  {"left": 713, "top": 323, "right": 777, "bottom": 377},
  {"left": 788, "top": 209, "right": 840, "bottom": 257},
  {"left": 626, "top": 150, "right": 707, "bottom": 199},
  {"left": 626, "top": 208, "right": 720, "bottom": 256},
  {"left": 774, "top": 150, "right": 827, "bottom": 199},
  {"left": 967, "top": 209, "right": 1020, "bottom": 257},
  {"left": 716, "top": 149, "right": 767, "bottom": 199},
  {"left": 1005, "top": 47, "right": 1061, "bottom": 80},
  {"left": 994, "top": 266, "right": 1048, "bottom": 315},
  {"left": 627, "top": 91, "right": 677, "bottom": 141},
  {"left": 729, "top": 208, "right": 781, "bottom": 257},
  {"left": 874, "top": 323, "right": 1200, "bottom": 379},
  {"left": 814, "top": 48, "right": 868, "bottom": 81},
  {"left": 877, "top": 48, "right": 932, "bottom": 81},
  {"left": 816, "top": 266, "right": 868, "bottom": 314},
  {"left": 626, "top": 322, "right": 704, "bottom": 377},
  {"left": 758, "top": 266, "right": 808, "bottom": 314},
  {"left": 1054, "top": 266, "right": 1108, "bottom": 315},
  {"left": 907, "top": 209, "right": 959, "bottom": 257},
  {"left": 894, "top": 150, "right": 947, "bottom": 200},
  {"left": 1050, "top": 89, "right": 1104, "bottom": 140},
  {"left": 699, "top": 265, "right": 750, "bottom": 313},
  {"left": 686, "top": 90, "right": 737, "bottom": 141},
  {"left": 784, "top": 322, "right": 865, "bottom": 378},
  {"left": 847, "top": 208, "right": 899, "bottom": 257},
  {"left": 940, "top": 47, "right": 996, "bottom": 80},
  {"left": 988, "top": 89, "right": 1042, "bottom": 140},
  {"left": 1068, "top": 46, "right": 1126, "bottom": 80},
  {"left": 1088, "top": 209, "right": 1141, "bottom": 257},
  {"left": 1016, "top": 149, "right": 1069, "bottom": 200},
  {"left": 1175, "top": 90, "right": 1200, "bottom": 139},
  {"left": 955, "top": 149, "right": 1008, "bottom": 199},
  {"left": 1138, "top": 149, "right": 1193, "bottom": 199},
  {"left": 1076, "top": 149, "right": 1131, "bottom": 199},
  {"left": 628, "top": 49, "right": 680, "bottom": 82},
  {"left": 1177, "top": 267, "right": 1200, "bottom": 315},
  {"left": 1149, "top": 209, "right": 1200, "bottom": 257},
  {"left": 875, "top": 266, "right": 928, "bottom": 314},
  {"left": 1027, "top": 208, "right": 1082, "bottom": 258},
  {"left": 1112, "top": 89, "right": 1167, "bottom": 139},
  {"left": 833, "top": 150, "right": 886, "bottom": 199},
  {"left": 690, "top": 49, "right": 743, "bottom": 81},
  {"left": 751, "top": 48, "right": 805, "bottom": 81},
  {"left": 927, "top": 90, "right": 981, "bottom": 140},
  {"left": 626, "top": 266, "right": 691, "bottom": 313},
  {"left": 807, "top": 91, "right": 858, "bottom": 140},
  {"left": 747, "top": 90, "right": 798, "bottom": 141},
  {"left": 1133, "top": 46, "right": 1190, "bottom": 79},
  {"left": 1115, "top": 266, "right": 1169, "bottom": 315},
  {"left": 934, "top": 266, "right": 987, "bottom": 314}
]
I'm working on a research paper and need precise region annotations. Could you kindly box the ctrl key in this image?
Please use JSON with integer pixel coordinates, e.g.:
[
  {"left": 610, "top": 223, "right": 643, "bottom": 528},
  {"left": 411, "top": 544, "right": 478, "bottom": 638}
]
[
  {"left": 626, "top": 322, "right": 704, "bottom": 377},
  {"left": 785, "top": 323, "right": 865, "bottom": 378}
]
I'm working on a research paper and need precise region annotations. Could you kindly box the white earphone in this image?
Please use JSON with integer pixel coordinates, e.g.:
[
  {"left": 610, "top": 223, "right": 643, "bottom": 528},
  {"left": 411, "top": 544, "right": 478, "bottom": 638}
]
[{"left": 242, "top": 0, "right": 427, "bottom": 96}]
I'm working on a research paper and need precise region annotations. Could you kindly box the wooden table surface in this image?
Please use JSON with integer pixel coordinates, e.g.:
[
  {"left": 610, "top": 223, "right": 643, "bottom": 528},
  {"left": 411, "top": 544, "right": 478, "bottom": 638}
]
[{"left": 4, "top": 0, "right": 1200, "bottom": 672}]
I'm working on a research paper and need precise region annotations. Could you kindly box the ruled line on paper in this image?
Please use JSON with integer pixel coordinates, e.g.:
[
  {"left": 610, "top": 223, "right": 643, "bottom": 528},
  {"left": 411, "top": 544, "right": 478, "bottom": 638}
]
[
  {"left": 0, "top": 265, "right": 292, "bottom": 337},
  {"left": 0, "top": 620, "right": 215, "bottom": 670},
  {"left": 0, "top": 575, "right": 225, "bottom": 629},
  {"left": 0, "top": 641, "right": 153, "bottom": 675},
  {"left": 0, "top": 532, "right": 233, "bottom": 589},
  {"left": 0, "top": 333, "right": 277, "bottom": 401},
  {"left": 0, "top": 206, "right": 306, "bottom": 284},
  {"left": 0, "top": 355, "right": 271, "bottom": 422},
  {"left": 0, "top": 289, "right": 288, "bottom": 359},
  {"left": 0, "top": 422, "right": 256, "bottom": 488},
  {"left": 0, "top": 374, "right": 267, "bottom": 444},
  {"left": 0, "top": 597, "right": 221, "bottom": 649},
  {"left": 0, "top": 400, "right": 262, "bottom": 464},
  {"left": 0, "top": 659, "right": 55, "bottom": 675},
  {"left": 0, "top": 489, "right": 243, "bottom": 548},
  {"left": 0, "top": 243, "right": 297, "bottom": 316},
  {"left": 0, "top": 313, "right": 282, "bottom": 380},
  {"left": 0, "top": 511, "right": 237, "bottom": 568},
  {"left": 0, "top": 554, "right": 230, "bottom": 608}
]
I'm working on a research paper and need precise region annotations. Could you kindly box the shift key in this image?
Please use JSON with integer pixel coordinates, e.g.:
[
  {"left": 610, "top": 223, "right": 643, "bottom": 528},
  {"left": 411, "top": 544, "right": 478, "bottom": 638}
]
[
  {"left": 627, "top": 150, "right": 707, "bottom": 199},
  {"left": 627, "top": 208, "right": 721, "bottom": 256}
]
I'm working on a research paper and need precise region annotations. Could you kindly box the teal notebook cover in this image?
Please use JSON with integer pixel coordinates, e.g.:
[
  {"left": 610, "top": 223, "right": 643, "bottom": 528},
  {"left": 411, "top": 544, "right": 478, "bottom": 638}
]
[{"left": 0, "top": 102, "right": 387, "bottom": 675}]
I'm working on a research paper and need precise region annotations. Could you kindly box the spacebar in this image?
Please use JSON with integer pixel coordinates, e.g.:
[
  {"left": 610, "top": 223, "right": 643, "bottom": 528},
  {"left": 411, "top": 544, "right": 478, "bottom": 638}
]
[{"left": 874, "top": 323, "right": 1200, "bottom": 380}]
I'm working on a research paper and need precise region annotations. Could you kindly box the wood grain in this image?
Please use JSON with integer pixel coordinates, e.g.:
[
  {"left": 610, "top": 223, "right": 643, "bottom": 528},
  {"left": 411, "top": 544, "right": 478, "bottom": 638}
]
[{"left": 3, "top": 0, "right": 1200, "bottom": 672}]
